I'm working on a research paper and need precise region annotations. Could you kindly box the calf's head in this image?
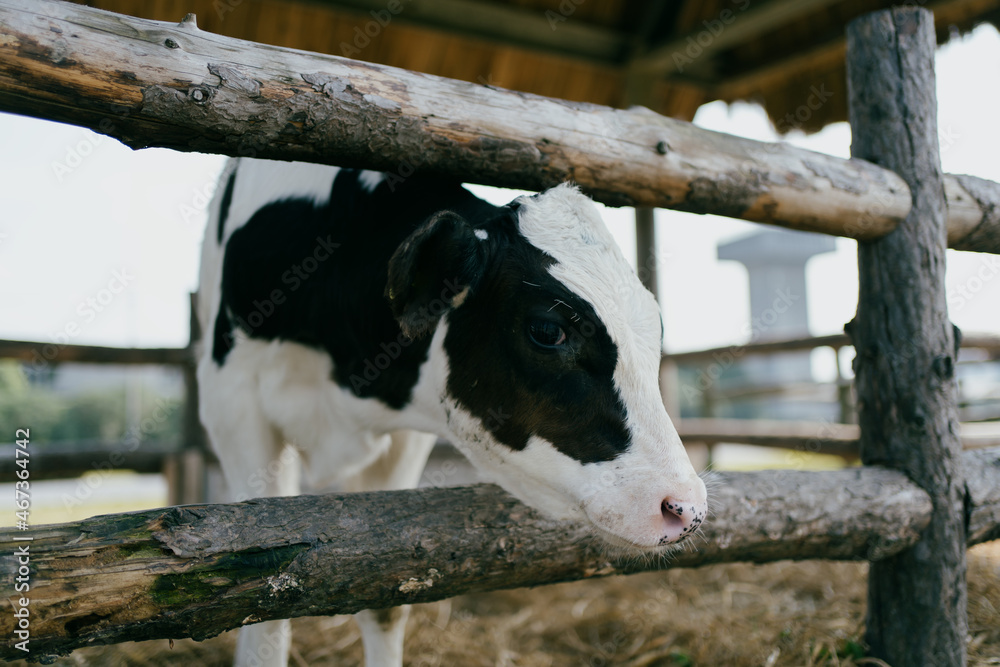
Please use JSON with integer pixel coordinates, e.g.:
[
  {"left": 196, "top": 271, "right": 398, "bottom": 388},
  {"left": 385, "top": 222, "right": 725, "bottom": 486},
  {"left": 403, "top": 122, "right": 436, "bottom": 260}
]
[{"left": 387, "top": 183, "right": 707, "bottom": 550}]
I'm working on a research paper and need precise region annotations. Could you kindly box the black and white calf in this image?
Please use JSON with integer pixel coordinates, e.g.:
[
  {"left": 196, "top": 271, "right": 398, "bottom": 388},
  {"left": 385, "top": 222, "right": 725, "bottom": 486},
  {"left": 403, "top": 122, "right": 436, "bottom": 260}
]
[{"left": 197, "top": 158, "right": 708, "bottom": 667}]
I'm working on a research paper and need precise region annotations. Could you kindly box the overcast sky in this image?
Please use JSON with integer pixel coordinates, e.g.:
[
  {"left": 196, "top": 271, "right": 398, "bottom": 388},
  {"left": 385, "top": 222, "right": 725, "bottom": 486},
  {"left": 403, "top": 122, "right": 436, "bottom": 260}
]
[{"left": 1, "top": 24, "right": 997, "bottom": 383}]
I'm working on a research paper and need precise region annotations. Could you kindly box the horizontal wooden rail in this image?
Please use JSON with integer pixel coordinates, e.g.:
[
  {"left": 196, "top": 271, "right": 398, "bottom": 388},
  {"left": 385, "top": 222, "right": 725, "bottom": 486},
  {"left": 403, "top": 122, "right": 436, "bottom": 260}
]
[
  {"left": 0, "top": 440, "right": 190, "bottom": 482},
  {"left": 4, "top": 332, "right": 998, "bottom": 369},
  {"left": 0, "top": 339, "right": 192, "bottom": 366},
  {"left": 678, "top": 418, "right": 1000, "bottom": 453},
  {"left": 662, "top": 331, "right": 1000, "bottom": 365},
  {"left": 0, "top": 446, "right": 996, "bottom": 661},
  {"left": 0, "top": 0, "right": 999, "bottom": 251}
]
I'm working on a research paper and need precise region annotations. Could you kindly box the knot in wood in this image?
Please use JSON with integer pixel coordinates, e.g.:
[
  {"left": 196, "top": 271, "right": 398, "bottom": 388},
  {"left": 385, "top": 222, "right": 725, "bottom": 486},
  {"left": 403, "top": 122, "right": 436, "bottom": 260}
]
[
  {"left": 656, "top": 140, "right": 670, "bottom": 155},
  {"left": 932, "top": 354, "right": 954, "bottom": 379},
  {"left": 164, "top": 38, "right": 179, "bottom": 49},
  {"left": 187, "top": 85, "right": 212, "bottom": 104}
]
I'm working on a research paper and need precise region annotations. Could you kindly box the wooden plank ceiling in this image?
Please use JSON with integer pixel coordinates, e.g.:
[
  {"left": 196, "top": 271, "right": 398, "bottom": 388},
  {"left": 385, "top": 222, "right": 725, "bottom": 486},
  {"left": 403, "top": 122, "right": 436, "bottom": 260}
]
[{"left": 74, "top": 0, "right": 1000, "bottom": 130}]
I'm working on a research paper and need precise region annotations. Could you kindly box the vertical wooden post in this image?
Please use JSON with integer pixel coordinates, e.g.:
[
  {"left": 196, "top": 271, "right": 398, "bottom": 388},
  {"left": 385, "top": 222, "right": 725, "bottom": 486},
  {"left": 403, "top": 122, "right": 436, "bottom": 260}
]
[
  {"left": 625, "top": 66, "right": 662, "bottom": 303},
  {"left": 832, "top": 345, "right": 855, "bottom": 425},
  {"left": 178, "top": 292, "right": 208, "bottom": 503},
  {"left": 846, "top": 8, "right": 967, "bottom": 666},
  {"left": 635, "top": 207, "right": 659, "bottom": 300},
  {"left": 626, "top": 70, "right": 672, "bottom": 424}
]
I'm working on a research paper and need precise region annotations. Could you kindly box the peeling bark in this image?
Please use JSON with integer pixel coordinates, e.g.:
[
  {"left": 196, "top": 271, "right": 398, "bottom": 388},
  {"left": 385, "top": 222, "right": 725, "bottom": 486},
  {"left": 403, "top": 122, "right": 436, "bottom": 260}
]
[{"left": 0, "top": 0, "right": 998, "bottom": 251}]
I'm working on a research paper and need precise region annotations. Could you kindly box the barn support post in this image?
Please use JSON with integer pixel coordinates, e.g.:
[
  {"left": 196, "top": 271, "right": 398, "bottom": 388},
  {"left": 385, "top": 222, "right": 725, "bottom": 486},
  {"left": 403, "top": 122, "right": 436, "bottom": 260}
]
[
  {"left": 634, "top": 207, "right": 659, "bottom": 300},
  {"left": 846, "top": 8, "right": 968, "bottom": 666}
]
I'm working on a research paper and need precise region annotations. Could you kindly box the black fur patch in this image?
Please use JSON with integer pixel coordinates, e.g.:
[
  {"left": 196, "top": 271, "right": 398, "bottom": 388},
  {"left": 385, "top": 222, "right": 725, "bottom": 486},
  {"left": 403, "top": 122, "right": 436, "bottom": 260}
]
[
  {"left": 211, "top": 306, "right": 234, "bottom": 365},
  {"left": 442, "top": 216, "right": 631, "bottom": 463},
  {"left": 215, "top": 168, "right": 495, "bottom": 409}
]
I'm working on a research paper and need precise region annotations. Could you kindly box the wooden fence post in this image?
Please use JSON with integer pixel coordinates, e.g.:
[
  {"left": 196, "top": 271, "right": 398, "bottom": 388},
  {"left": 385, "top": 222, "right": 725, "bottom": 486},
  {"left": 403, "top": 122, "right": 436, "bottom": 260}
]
[{"left": 846, "top": 8, "right": 968, "bottom": 666}]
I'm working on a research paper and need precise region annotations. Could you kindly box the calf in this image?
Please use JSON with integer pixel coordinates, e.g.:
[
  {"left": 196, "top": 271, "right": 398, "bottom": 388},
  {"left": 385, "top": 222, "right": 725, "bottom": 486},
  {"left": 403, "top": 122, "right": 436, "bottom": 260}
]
[{"left": 197, "top": 157, "right": 707, "bottom": 667}]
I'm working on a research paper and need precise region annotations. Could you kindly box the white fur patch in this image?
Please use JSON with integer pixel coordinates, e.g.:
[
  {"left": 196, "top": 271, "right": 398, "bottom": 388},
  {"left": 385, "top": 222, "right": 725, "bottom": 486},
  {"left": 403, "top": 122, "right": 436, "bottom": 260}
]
[
  {"left": 221, "top": 158, "right": 340, "bottom": 244},
  {"left": 514, "top": 182, "right": 663, "bottom": 374},
  {"left": 474, "top": 228, "right": 489, "bottom": 240},
  {"left": 358, "top": 170, "right": 384, "bottom": 193}
]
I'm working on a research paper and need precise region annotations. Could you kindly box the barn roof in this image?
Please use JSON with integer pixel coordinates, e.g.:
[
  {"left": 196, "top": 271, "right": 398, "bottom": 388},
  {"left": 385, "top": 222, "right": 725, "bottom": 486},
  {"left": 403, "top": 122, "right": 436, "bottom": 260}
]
[{"left": 74, "top": 0, "right": 1000, "bottom": 131}]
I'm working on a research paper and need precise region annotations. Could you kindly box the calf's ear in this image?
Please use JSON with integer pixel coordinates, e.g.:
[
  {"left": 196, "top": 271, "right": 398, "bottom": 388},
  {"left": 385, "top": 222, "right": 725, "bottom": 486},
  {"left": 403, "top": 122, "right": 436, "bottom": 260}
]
[{"left": 386, "top": 211, "right": 485, "bottom": 338}]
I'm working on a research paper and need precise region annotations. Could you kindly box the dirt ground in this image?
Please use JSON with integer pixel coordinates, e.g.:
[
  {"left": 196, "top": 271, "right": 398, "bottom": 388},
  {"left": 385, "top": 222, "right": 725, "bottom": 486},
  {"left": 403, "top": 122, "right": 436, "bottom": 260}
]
[{"left": 21, "top": 541, "right": 1000, "bottom": 667}]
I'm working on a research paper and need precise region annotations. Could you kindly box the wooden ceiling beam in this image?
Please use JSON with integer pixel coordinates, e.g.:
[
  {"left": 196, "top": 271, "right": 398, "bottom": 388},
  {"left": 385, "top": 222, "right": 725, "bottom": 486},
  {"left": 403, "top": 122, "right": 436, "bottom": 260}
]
[
  {"left": 303, "top": 0, "right": 630, "bottom": 64},
  {"left": 631, "top": 0, "right": 842, "bottom": 77}
]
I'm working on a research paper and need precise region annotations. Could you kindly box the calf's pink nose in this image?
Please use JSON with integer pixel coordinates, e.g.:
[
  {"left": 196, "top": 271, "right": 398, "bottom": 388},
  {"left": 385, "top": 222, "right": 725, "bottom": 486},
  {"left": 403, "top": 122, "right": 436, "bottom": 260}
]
[{"left": 659, "top": 497, "right": 707, "bottom": 545}]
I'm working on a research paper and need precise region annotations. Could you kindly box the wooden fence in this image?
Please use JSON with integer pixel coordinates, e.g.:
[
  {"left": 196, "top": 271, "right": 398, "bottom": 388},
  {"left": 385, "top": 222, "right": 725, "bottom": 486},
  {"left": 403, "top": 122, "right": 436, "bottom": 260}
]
[
  {"left": 0, "top": 295, "right": 212, "bottom": 501},
  {"left": 3, "top": 332, "right": 998, "bottom": 478},
  {"left": 0, "top": 2, "right": 998, "bottom": 665}
]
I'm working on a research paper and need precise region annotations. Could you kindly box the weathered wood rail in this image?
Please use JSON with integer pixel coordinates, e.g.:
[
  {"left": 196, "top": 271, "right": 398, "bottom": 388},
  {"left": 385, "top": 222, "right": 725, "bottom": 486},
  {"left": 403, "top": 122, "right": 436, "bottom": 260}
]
[
  {"left": 6, "top": 331, "right": 1000, "bottom": 369},
  {"left": 0, "top": 339, "right": 192, "bottom": 367},
  {"left": 1, "top": 447, "right": 998, "bottom": 662},
  {"left": 676, "top": 418, "right": 1000, "bottom": 454},
  {"left": 0, "top": 0, "right": 999, "bottom": 252}
]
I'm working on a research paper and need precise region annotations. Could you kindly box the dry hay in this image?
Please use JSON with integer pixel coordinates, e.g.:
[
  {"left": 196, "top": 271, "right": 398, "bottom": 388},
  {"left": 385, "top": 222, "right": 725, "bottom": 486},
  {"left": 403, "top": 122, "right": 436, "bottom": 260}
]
[{"left": 17, "top": 541, "right": 999, "bottom": 667}]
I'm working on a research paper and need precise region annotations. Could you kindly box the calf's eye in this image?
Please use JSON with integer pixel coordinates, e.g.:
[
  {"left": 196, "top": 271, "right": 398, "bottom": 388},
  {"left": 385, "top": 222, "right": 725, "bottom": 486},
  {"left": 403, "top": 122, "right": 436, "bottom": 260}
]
[{"left": 528, "top": 320, "right": 568, "bottom": 349}]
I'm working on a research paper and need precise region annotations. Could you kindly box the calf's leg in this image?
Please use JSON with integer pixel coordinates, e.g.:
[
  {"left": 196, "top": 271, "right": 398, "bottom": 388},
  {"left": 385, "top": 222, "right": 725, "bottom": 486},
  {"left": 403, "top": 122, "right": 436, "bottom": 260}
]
[
  {"left": 345, "top": 430, "right": 436, "bottom": 667},
  {"left": 199, "top": 362, "right": 300, "bottom": 667}
]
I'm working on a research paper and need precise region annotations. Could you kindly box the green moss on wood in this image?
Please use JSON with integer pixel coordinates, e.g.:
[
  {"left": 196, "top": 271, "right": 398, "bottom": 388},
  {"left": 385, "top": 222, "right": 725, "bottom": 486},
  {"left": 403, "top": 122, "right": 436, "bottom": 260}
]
[{"left": 150, "top": 544, "right": 309, "bottom": 607}]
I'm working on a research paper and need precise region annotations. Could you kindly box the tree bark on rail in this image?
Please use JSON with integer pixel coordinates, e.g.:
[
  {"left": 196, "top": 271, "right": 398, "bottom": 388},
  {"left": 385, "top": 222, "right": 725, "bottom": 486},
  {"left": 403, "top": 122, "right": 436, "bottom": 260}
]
[
  {"left": 847, "top": 8, "right": 968, "bottom": 666},
  {"left": 0, "top": 0, "right": 998, "bottom": 252},
  {"left": 3, "top": 452, "right": 999, "bottom": 663}
]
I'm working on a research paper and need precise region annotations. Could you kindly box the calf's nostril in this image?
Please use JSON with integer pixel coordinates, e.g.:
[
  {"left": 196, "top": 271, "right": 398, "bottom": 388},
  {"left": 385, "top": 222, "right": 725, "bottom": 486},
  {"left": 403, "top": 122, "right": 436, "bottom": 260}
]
[{"left": 660, "top": 498, "right": 686, "bottom": 530}]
